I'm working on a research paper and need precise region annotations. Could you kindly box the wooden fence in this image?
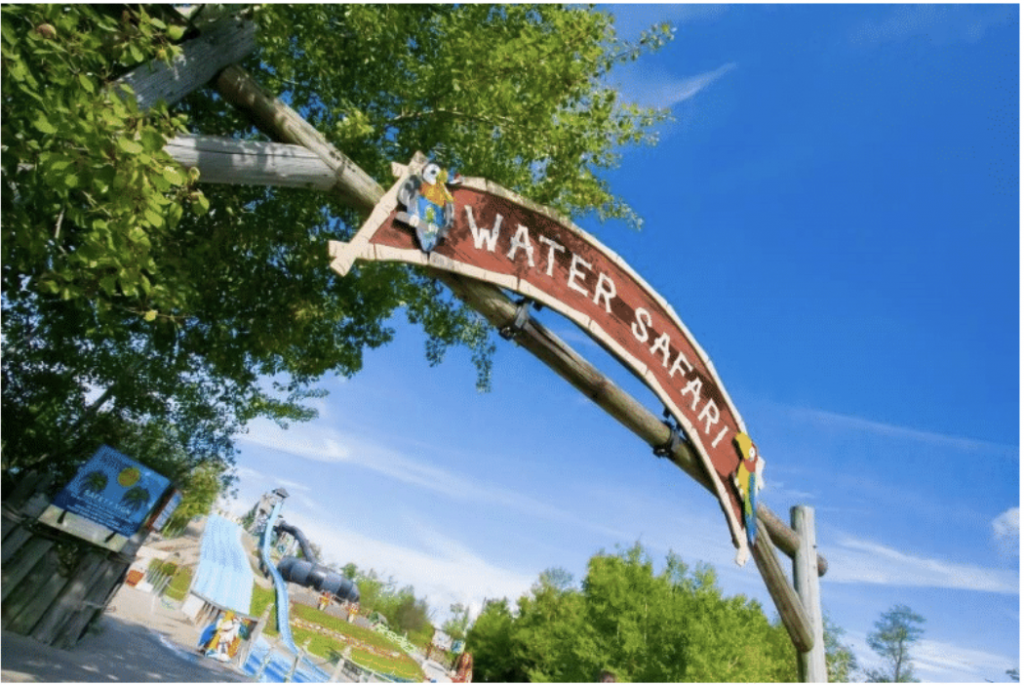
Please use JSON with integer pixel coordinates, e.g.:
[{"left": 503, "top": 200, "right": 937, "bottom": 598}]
[{"left": 1, "top": 471, "right": 148, "bottom": 648}]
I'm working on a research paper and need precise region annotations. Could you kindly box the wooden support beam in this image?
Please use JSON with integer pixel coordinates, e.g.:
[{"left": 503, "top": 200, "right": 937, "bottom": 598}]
[
  {"left": 793, "top": 506, "right": 828, "bottom": 681},
  {"left": 210, "top": 65, "right": 829, "bottom": 578},
  {"left": 761, "top": 502, "right": 827, "bottom": 577},
  {"left": 752, "top": 520, "right": 815, "bottom": 653},
  {"left": 165, "top": 135, "right": 336, "bottom": 190},
  {"left": 113, "top": 14, "right": 257, "bottom": 112},
  {"left": 214, "top": 64, "right": 385, "bottom": 210}
]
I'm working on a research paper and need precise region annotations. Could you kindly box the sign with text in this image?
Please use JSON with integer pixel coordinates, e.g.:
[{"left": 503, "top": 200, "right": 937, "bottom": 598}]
[
  {"left": 38, "top": 445, "right": 171, "bottom": 552},
  {"left": 330, "top": 161, "right": 753, "bottom": 561}
]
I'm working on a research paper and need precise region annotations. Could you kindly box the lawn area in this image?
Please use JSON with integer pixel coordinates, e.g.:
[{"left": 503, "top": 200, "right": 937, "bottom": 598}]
[{"left": 248, "top": 585, "right": 424, "bottom": 681}]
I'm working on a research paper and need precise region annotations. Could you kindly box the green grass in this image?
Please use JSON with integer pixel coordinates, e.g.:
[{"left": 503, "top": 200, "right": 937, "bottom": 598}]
[{"left": 248, "top": 585, "right": 423, "bottom": 681}]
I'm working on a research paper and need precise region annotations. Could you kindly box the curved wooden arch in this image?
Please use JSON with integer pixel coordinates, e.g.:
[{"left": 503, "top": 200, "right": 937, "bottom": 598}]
[{"left": 330, "top": 156, "right": 753, "bottom": 562}]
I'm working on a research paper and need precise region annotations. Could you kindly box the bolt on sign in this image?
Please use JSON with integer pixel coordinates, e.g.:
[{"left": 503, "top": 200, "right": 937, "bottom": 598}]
[{"left": 330, "top": 156, "right": 764, "bottom": 564}]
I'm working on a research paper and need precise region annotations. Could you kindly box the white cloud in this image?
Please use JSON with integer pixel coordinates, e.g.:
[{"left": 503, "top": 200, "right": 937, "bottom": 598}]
[
  {"left": 913, "top": 638, "right": 1020, "bottom": 682},
  {"left": 619, "top": 63, "right": 737, "bottom": 110},
  {"left": 282, "top": 510, "right": 536, "bottom": 620},
  {"left": 850, "top": 5, "right": 1015, "bottom": 47},
  {"left": 785, "top": 406, "right": 1018, "bottom": 457},
  {"left": 823, "top": 535, "right": 1019, "bottom": 595},
  {"left": 237, "top": 419, "right": 630, "bottom": 539},
  {"left": 992, "top": 507, "right": 1019, "bottom": 556}
]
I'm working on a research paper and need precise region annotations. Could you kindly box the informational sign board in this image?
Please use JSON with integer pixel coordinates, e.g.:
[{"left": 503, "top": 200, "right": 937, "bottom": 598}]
[
  {"left": 38, "top": 445, "right": 171, "bottom": 552},
  {"left": 330, "top": 160, "right": 756, "bottom": 561}
]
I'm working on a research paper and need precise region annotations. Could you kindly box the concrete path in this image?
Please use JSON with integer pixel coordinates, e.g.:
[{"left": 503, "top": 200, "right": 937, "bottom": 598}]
[{"left": 1, "top": 586, "right": 248, "bottom": 682}]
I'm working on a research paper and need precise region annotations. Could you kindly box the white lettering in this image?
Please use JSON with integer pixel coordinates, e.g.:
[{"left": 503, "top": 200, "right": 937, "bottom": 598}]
[
  {"left": 632, "top": 308, "right": 652, "bottom": 343},
  {"left": 711, "top": 425, "right": 729, "bottom": 449},
  {"left": 464, "top": 206, "right": 503, "bottom": 252},
  {"left": 567, "top": 253, "right": 591, "bottom": 296},
  {"left": 593, "top": 272, "right": 617, "bottom": 314},
  {"left": 669, "top": 350, "right": 694, "bottom": 379},
  {"left": 698, "top": 398, "right": 720, "bottom": 435},
  {"left": 649, "top": 332, "right": 671, "bottom": 368},
  {"left": 537, "top": 235, "right": 565, "bottom": 277},
  {"left": 506, "top": 224, "right": 536, "bottom": 266},
  {"left": 679, "top": 377, "right": 703, "bottom": 412}
]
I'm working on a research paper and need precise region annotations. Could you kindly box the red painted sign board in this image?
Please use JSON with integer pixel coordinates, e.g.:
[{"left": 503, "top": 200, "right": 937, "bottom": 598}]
[{"left": 330, "top": 161, "right": 755, "bottom": 562}]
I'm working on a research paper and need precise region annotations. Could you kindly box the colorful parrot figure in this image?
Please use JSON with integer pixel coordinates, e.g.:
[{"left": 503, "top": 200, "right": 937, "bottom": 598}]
[
  {"left": 398, "top": 161, "right": 455, "bottom": 252},
  {"left": 732, "top": 432, "right": 766, "bottom": 548}
]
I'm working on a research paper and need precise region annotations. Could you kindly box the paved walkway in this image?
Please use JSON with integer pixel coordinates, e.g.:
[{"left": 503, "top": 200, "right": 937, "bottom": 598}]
[{"left": 1, "top": 585, "right": 248, "bottom": 682}]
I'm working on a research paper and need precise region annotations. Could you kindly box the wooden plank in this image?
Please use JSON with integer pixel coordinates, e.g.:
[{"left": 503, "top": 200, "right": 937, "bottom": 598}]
[
  {"left": 214, "top": 64, "right": 385, "bottom": 210},
  {"left": 113, "top": 14, "right": 257, "bottom": 112},
  {"left": 54, "top": 561, "right": 126, "bottom": 649},
  {"left": 1, "top": 524, "right": 34, "bottom": 564},
  {"left": 214, "top": 67, "right": 829, "bottom": 573},
  {"left": 793, "top": 506, "right": 827, "bottom": 681},
  {"left": 2, "top": 545, "right": 58, "bottom": 631},
  {"left": 751, "top": 519, "right": 814, "bottom": 653},
  {"left": 165, "top": 135, "right": 336, "bottom": 190},
  {"left": 1, "top": 537, "right": 54, "bottom": 603},
  {"left": 6, "top": 557, "right": 73, "bottom": 636},
  {"left": 30, "top": 552, "right": 106, "bottom": 645}
]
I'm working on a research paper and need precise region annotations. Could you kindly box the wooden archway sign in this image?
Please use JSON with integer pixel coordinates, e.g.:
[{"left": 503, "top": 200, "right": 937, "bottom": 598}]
[
  {"left": 108, "top": 14, "right": 829, "bottom": 679},
  {"left": 330, "top": 155, "right": 753, "bottom": 563}
]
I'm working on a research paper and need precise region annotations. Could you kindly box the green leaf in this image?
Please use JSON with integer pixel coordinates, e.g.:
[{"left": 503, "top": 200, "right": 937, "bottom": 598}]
[
  {"left": 117, "top": 137, "right": 144, "bottom": 155},
  {"left": 34, "top": 113, "right": 57, "bottom": 134},
  {"left": 162, "top": 166, "right": 184, "bottom": 185},
  {"left": 144, "top": 309, "right": 157, "bottom": 321},
  {"left": 78, "top": 73, "right": 96, "bottom": 94},
  {"left": 167, "top": 25, "right": 186, "bottom": 41}
]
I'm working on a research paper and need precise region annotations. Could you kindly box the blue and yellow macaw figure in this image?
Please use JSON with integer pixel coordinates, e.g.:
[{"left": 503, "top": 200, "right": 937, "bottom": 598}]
[
  {"left": 403, "top": 162, "right": 455, "bottom": 252},
  {"left": 733, "top": 432, "right": 766, "bottom": 548}
]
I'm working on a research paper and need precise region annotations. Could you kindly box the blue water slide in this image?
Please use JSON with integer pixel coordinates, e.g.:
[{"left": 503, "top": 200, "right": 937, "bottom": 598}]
[{"left": 260, "top": 500, "right": 297, "bottom": 652}]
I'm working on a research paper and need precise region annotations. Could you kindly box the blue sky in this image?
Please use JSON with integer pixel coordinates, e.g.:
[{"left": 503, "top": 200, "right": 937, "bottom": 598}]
[{"left": 224, "top": 5, "right": 1019, "bottom": 682}]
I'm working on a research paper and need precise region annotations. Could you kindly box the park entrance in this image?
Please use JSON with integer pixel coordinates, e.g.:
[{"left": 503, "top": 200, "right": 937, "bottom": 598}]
[{"left": 14, "top": 12, "right": 832, "bottom": 682}]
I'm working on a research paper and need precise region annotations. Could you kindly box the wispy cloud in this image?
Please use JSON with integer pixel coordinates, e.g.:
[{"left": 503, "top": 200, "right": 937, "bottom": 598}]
[
  {"left": 913, "top": 638, "right": 1020, "bottom": 682},
  {"left": 237, "top": 419, "right": 629, "bottom": 539},
  {"left": 783, "top": 406, "right": 1018, "bottom": 458},
  {"left": 850, "top": 5, "right": 1016, "bottom": 47},
  {"left": 282, "top": 510, "right": 536, "bottom": 620},
  {"left": 823, "top": 535, "right": 1019, "bottom": 595},
  {"left": 992, "top": 507, "right": 1019, "bottom": 557},
  {"left": 618, "top": 63, "right": 737, "bottom": 110}
]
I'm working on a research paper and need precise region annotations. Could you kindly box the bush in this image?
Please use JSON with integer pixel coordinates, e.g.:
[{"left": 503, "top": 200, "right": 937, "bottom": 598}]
[{"left": 163, "top": 566, "right": 192, "bottom": 601}]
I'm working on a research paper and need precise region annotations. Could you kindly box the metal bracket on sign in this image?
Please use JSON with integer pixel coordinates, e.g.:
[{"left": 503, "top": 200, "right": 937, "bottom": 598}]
[
  {"left": 653, "top": 408, "right": 683, "bottom": 459},
  {"left": 500, "top": 298, "right": 532, "bottom": 340}
]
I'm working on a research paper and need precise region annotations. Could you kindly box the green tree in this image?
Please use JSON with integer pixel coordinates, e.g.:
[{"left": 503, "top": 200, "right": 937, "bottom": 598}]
[
  {"left": 466, "top": 543, "right": 798, "bottom": 683},
  {"left": 466, "top": 599, "right": 522, "bottom": 683},
  {"left": 2, "top": 4, "right": 670, "bottom": 500},
  {"left": 824, "top": 612, "right": 860, "bottom": 682},
  {"left": 865, "top": 604, "right": 925, "bottom": 682},
  {"left": 442, "top": 602, "right": 471, "bottom": 642}
]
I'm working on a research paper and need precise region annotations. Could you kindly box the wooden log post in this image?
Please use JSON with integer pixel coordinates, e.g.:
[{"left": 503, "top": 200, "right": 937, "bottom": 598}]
[
  {"left": 165, "top": 135, "right": 336, "bottom": 191},
  {"left": 112, "top": 14, "right": 257, "bottom": 112},
  {"left": 793, "top": 506, "right": 827, "bottom": 681},
  {"left": 751, "top": 520, "right": 814, "bottom": 654},
  {"left": 214, "top": 64, "right": 385, "bottom": 210}
]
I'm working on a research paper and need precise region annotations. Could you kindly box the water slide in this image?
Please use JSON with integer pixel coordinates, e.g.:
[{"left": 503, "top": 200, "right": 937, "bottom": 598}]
[
  {"left": 259, "top": 499, "right": 297, "bottom": 652},
  {"left": 274, "top": 520, "right": 360, "bottom": 603}
]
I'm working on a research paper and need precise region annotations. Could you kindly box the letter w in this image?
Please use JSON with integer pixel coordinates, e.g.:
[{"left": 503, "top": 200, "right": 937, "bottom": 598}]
[{"left": 465, "top": 206, "right": 503, "bottom": 252}]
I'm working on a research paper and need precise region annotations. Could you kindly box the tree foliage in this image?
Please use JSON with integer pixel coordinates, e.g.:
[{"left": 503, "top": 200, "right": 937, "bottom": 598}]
[
  {"left": 824, "top": 612, "right": 860, "bottom": 683},
  {"left": 865, "top": 604, "right": 925, "bottom": 683},
  {"left": 1, "top": 5, "right": 669, "bottom": 510},
  {"left": 466, "top": 543, "right": 798, "bottom": 682}
]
